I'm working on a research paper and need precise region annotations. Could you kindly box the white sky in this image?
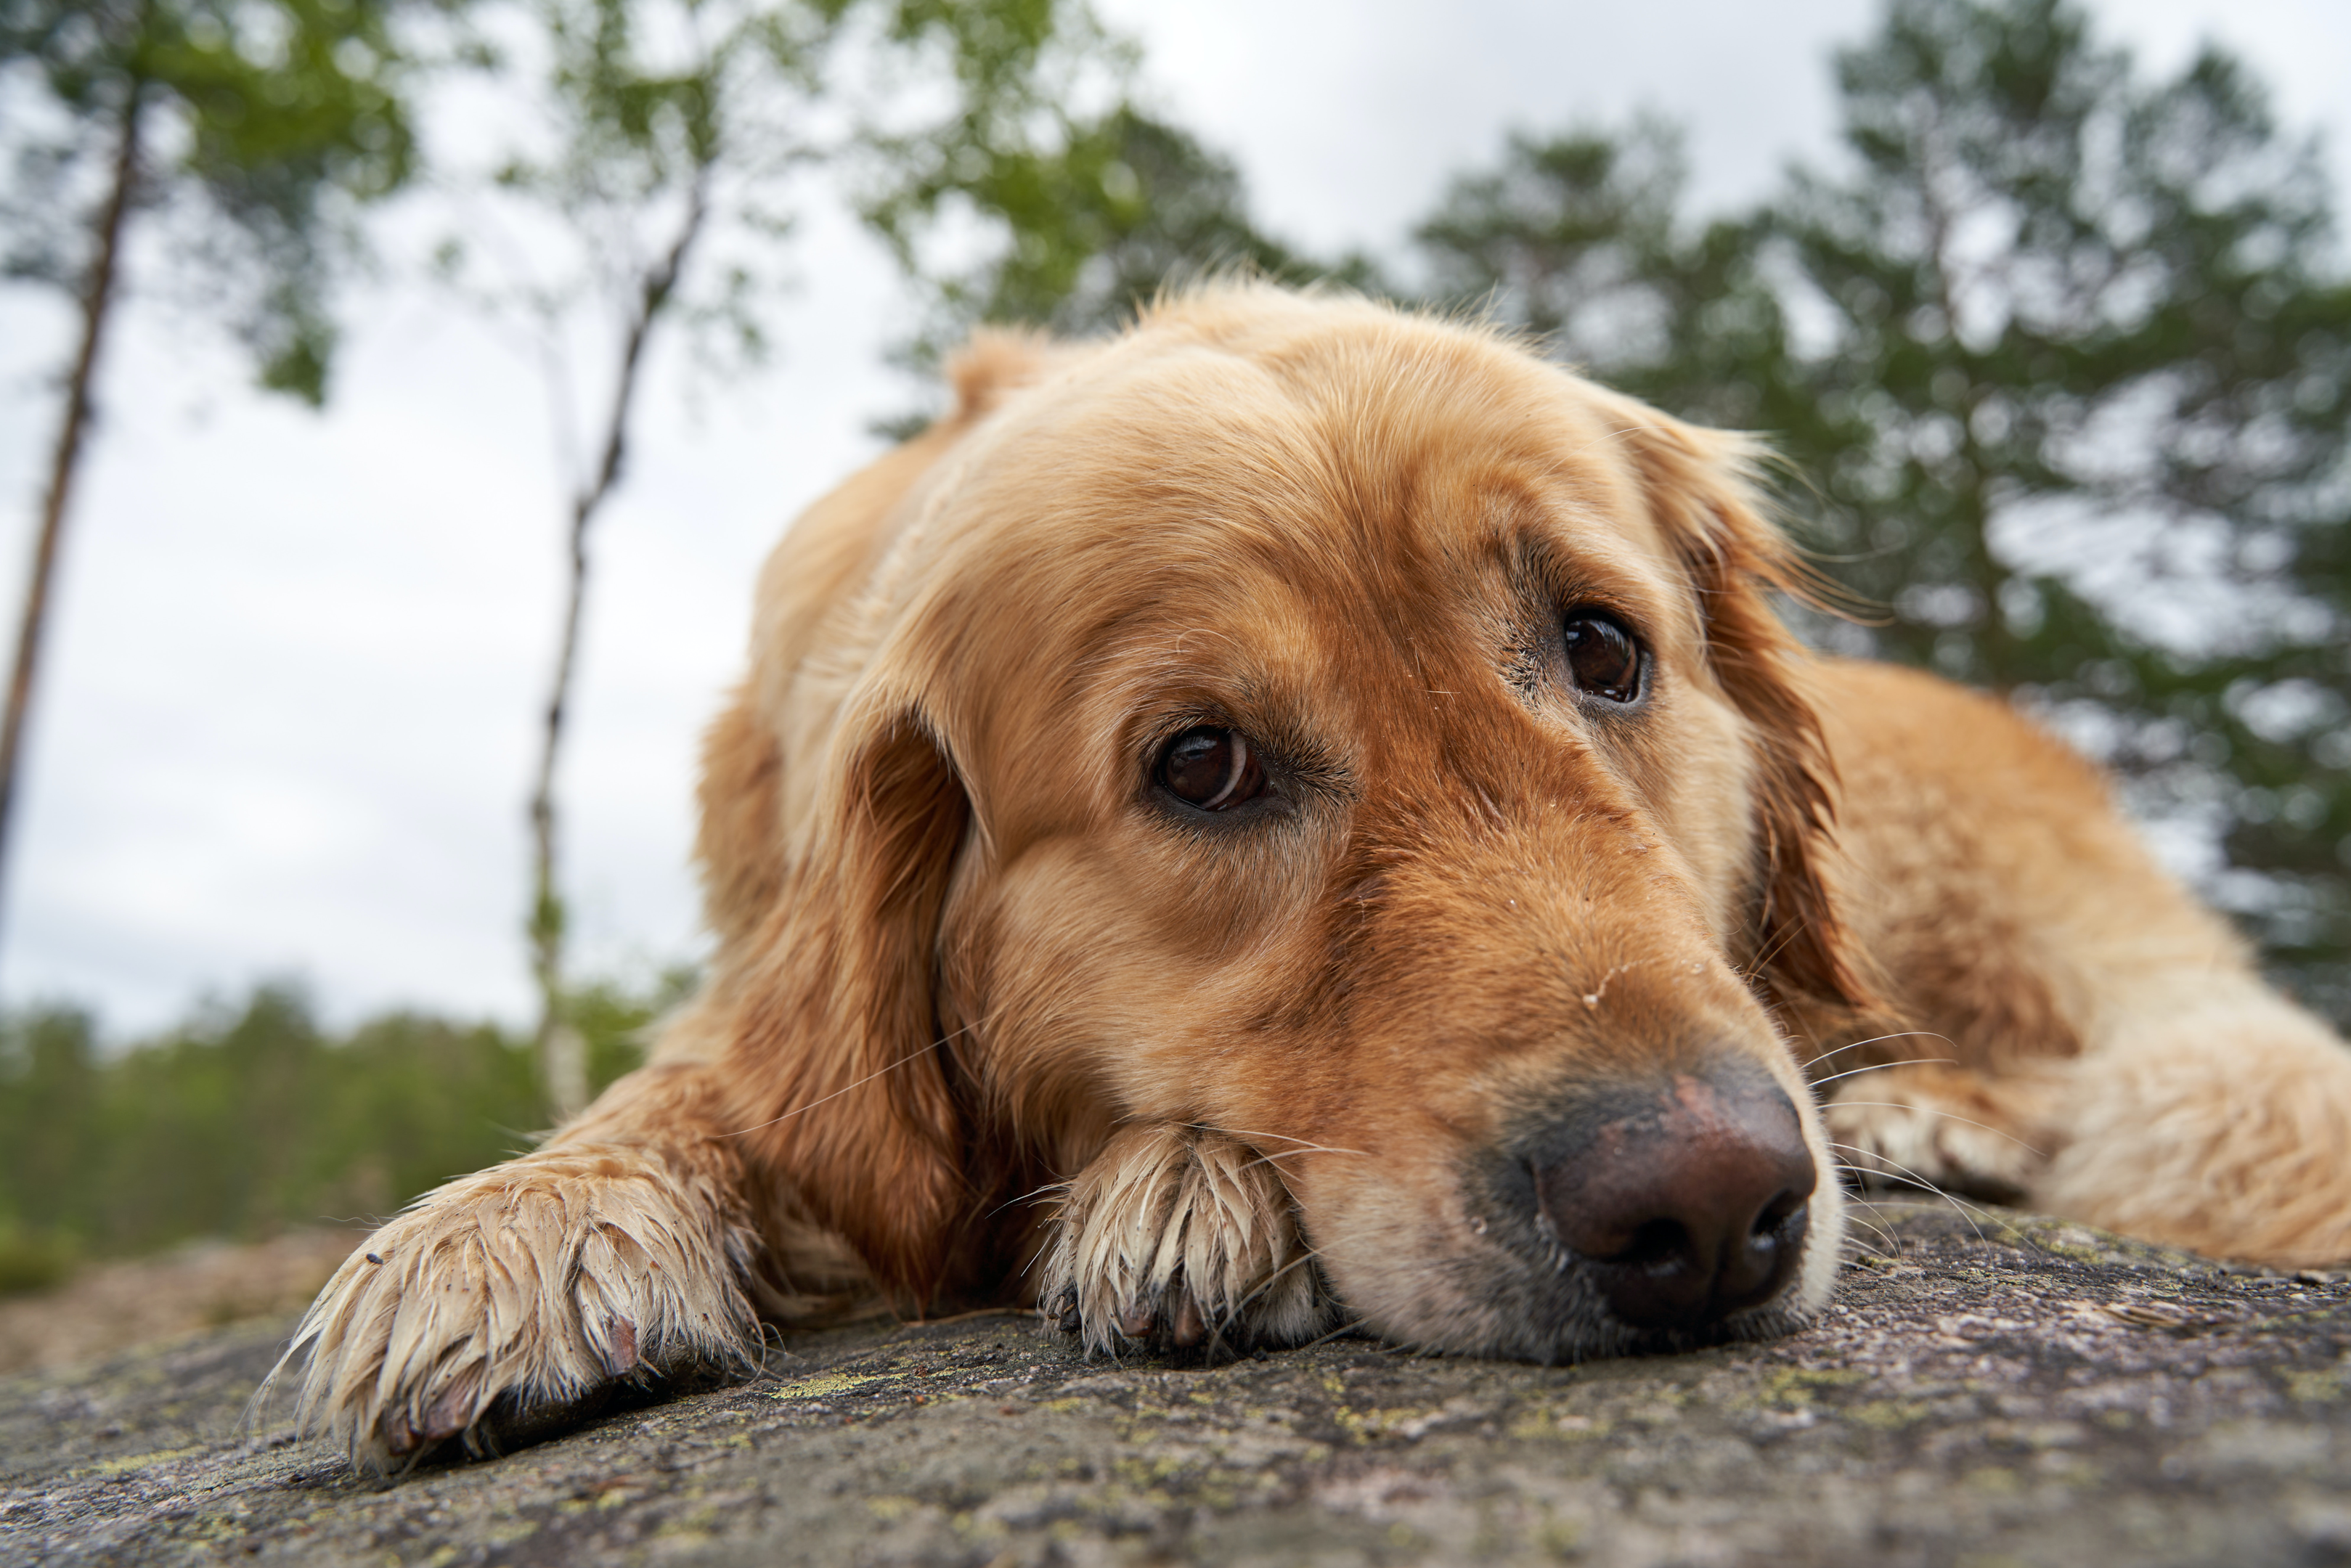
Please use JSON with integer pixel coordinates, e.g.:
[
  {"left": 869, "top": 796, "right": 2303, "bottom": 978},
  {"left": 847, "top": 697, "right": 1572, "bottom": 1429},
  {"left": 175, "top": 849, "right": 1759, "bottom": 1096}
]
[{"left": 2, "top": 0, "right": 2347, "bottom": 1037}]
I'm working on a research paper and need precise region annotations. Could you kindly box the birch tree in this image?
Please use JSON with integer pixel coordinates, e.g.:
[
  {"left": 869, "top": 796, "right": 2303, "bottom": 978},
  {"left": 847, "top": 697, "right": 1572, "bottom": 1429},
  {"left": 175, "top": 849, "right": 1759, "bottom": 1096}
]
[
  {"left": 0, "top": 0, "right": 423, "bottom": 953},
  {"left": 441, "top": 0, "right": 1121, "bottom": 1117}
]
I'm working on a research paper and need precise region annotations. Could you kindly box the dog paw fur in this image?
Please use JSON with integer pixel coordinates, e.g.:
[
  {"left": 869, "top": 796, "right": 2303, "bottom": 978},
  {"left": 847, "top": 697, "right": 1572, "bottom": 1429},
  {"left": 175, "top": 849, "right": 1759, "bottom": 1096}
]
[
  {"left": 1040, "top": 1124, "right": 1333, "bottom": 1356},
  {"left": 1824, "top": 1063, "right": 2053, "bottom": 1205},
  {"left": 262, "top": 1143, "right": 757, "bottom": 1471}
]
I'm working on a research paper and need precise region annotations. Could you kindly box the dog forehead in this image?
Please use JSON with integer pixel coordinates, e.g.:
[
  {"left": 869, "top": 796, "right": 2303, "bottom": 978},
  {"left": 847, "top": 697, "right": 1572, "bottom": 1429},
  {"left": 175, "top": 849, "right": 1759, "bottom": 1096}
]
[{"left": 915, "top": 306, "right": 1690, "bottom": 666}]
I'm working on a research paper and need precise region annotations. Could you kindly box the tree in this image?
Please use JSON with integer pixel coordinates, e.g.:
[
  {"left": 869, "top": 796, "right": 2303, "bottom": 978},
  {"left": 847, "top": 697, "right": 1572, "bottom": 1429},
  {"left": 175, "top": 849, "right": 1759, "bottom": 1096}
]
[
  {"left": 861, "top": 99, "right": 1386, "bottom": 440},
  {"left": 1411, "top": 119, "right": 1812, "bottom": 470},
  {"left": 1417, "top": 116, "right": 1692, "bottom": 372},
  {"left": 871, "top": 103, "right": 1307, "bottom": 362},
  {"left": 0, "top": 0, "right": 425, "bottom": 957},
  {"left": 1418, "top": 0, "right": 2351, "bottom": 1018},
  {"left": 434, "top": 0, "right": 1127, "bottom": 1118},
  {"left": 1769, "top": 0, "right": 2351, "bottom": 1017}
]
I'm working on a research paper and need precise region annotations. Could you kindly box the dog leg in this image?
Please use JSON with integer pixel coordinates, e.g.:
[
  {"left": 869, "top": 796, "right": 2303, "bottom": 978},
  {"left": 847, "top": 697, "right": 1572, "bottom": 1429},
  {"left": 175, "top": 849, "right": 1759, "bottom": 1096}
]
[
  {"left": 1040, "top": 1124, "right": 1335, "bottom": 1356},
  {"left": 1828, "top": 988, "right": 2351, "bottom": 1268},
  {"left": 1823, "top": 1061, "right": 2058, "bottom": 1206},
  {"left": 261, "top": 1062, "right": 761, "bottom": 1472},
  {"left": 2032, "top": 986, "right": 2351, "bottom": 1267}
]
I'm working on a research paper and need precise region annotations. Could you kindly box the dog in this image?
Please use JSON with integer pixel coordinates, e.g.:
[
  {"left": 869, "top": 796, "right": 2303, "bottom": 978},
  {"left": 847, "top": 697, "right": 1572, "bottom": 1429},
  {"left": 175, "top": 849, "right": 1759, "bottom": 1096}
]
[{"left": 275, "top": 285, "right": 2351, "bottom": 1471}]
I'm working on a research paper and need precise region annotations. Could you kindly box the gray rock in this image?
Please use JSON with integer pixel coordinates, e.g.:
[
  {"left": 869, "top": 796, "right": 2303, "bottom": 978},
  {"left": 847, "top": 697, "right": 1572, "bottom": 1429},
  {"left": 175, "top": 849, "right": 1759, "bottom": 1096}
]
[{"left": 4, "top": 1200, "right": 2349, "bottom": 1566}]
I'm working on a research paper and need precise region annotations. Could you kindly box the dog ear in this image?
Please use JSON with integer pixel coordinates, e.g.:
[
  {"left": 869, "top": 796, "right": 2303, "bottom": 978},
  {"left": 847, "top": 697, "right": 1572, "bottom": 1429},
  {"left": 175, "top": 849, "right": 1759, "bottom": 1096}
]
[
  {"left": 1618, "top": 409, "right": 1876, "bottom": 1013},
  {"left": 720, "top": 709, "right": 975, "bottom": 1309}
]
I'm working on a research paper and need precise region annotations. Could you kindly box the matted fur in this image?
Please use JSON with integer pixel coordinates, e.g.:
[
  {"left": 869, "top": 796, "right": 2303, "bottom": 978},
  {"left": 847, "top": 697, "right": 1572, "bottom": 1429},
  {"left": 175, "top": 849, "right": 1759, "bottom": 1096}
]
[{"left": 274, "top": 285, "right": 2351, "bottom": 1472}]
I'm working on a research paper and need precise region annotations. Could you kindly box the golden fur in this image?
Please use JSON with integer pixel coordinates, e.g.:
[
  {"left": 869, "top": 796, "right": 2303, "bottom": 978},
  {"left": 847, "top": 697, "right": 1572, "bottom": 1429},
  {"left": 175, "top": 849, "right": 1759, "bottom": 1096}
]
[{"left": 274, "top": 285, "right": 2351, "bottom": 1471}]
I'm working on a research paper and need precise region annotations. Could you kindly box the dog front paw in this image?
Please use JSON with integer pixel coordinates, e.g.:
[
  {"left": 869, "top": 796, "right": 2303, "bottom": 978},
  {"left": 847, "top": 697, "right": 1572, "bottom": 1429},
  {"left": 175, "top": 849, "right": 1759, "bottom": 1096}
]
[
  {"left": 1825, "top": 1063, "right": 2051, "bottom": 1206},
  {"left": 264, "top": 1144, "right": 756, "bottom": 1471},
  {"left": 1040, "top": 1124, "right": 1333, "bottom": 1356}
]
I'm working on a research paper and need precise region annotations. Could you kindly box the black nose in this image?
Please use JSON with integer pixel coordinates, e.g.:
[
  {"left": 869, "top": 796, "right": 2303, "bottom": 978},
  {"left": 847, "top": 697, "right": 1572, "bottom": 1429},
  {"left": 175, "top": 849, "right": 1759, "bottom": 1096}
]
[{"left": 1531, "top": 1070, "right": 1815, "bottom": 1331}]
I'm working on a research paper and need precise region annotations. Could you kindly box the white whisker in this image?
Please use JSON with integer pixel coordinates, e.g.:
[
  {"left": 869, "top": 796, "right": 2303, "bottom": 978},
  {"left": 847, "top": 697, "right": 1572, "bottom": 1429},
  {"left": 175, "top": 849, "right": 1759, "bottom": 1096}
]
[
  {"left": 1825, "top": 1140, "right": 1997, "bottom": 1244},
  {"left": 1800, "top": 1030, "right": 1957, "bottom": 1072},
  {"left": 1811, "top": 1057, "right": 1959, "bottom": 1089}
]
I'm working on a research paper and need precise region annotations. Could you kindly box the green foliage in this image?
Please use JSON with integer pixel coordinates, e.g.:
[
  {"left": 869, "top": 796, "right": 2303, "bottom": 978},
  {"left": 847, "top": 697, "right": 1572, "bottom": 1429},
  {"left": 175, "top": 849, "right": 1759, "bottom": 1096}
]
[
  {"left": 1417, "top": 115, "right": 1692, "bottom": 363},
  {"left": 0, "top": 976, "right": 680, "bottom": 1286},
  {"left": 873, "top": 103, "right": 1301, "bottom": 354},
  {"left": 1417, "top": 0, "right": 2351, "bottom": 1020},
  {"left": 0, "top": 0, "right": 427, "bottom": 401},
  {"left": 0, "top": 1222, "right": 73, "bottom": 1294},
  {"left": 865, "top": 99, "right": 1383, "bottom": 438},
  {"left": 437, "top": 0, "right": 1128, "bottom": 396}
]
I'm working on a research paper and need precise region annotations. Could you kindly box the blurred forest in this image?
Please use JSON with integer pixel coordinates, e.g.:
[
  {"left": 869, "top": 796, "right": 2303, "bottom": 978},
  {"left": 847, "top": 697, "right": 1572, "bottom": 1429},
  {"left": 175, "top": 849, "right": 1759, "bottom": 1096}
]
[
  {"left": 0, "top": 976, "right": 684, "bottom": 1291},
  {"left": 0, "top": 0, "right": 2345, "bottom": 1289}
]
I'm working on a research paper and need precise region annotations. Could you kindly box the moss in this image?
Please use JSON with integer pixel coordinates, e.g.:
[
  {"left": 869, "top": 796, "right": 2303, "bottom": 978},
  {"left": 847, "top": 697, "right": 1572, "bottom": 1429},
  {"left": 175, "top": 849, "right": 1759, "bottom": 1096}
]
[
  {"left": 1848, "top": 1399, "right": 1931, "bottom": 1429},
  {"left": 770, "top": 1368, "right": 892, "bottom": 1400}
]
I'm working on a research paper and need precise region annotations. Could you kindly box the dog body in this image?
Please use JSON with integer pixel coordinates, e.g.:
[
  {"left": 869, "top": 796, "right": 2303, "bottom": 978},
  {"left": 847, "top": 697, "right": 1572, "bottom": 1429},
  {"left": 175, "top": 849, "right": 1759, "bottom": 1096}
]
[{"left": 281, "top": 287, "right": 2351, "bottom": 1469}]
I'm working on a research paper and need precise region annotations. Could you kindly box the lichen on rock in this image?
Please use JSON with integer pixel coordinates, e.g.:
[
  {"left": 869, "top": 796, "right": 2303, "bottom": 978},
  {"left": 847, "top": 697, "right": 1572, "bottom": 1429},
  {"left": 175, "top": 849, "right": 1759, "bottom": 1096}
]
[{"left": 3, "top": 1201, "right": 2349, "bottom": 1566}]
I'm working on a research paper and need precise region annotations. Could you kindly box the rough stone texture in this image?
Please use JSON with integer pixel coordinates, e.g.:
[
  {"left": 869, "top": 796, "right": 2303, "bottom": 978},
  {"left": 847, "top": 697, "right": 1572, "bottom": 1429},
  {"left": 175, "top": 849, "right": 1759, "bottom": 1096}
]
[{"left": 4, "top": 1200, "right": 2351, "bottom": 1567}]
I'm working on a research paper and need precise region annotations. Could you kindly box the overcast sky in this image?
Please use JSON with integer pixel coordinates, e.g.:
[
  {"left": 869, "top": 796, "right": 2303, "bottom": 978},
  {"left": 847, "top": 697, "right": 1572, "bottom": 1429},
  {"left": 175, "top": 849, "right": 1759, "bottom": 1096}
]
[{"left": 2, "top": 0, "right": 2347, "bottom": 1037}]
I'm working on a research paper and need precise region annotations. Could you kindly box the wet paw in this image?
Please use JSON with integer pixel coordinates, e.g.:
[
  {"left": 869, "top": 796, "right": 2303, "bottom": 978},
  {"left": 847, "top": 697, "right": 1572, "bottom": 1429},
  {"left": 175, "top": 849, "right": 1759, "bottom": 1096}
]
[
  {"left": 261, "top": 1144, "right": 757, "bottom": 1471},
  {"left": 1040, "top": 1124, "right": 1332, "bottom": 1357}
]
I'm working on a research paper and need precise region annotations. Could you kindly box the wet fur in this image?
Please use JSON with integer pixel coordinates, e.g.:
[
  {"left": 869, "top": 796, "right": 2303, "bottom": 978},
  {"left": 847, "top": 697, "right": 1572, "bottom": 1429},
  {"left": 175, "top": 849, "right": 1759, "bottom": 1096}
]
[{"left": 272, "top": 286, "right": 2351, "bottom": 1471}]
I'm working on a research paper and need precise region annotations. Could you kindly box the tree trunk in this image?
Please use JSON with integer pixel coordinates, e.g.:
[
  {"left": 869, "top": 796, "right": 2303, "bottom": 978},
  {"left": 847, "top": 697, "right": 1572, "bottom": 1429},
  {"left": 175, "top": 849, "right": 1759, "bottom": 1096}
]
[
  {"left": 526, "top": 181, "right": 709, "bottom": 1122},
  {"left": 0, "top": 81, "right": 145, "bottom": 960}
]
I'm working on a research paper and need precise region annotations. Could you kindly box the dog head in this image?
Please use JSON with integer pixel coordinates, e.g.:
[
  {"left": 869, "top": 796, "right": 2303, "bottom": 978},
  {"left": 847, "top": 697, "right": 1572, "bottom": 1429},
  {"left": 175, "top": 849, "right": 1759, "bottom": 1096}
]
[{"left": 702, "top": 286, "right": 1866, "bottom": 1358}]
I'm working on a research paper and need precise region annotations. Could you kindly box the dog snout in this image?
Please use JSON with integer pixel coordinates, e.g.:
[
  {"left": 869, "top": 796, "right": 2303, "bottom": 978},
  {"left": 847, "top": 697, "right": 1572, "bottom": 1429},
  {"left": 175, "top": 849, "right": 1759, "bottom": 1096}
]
[{"left": 1528, "top": 1069, "right": 1815, "bottom": 1331}]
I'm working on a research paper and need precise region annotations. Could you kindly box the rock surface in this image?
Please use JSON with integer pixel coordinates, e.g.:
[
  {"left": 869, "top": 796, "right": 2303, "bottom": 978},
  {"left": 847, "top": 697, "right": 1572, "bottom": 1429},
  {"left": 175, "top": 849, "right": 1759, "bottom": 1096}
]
[{"left": 4, "top": 1200, "right": 2350, "bottom": 1567}]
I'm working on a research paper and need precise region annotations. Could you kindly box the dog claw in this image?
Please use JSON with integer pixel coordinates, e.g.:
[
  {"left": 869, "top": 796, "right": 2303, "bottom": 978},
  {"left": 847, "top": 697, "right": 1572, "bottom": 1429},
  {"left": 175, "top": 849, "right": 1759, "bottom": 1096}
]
[
  {"left": 1170, "top": 1291, "right": 1207, "bottom": 1348},
  {"left": 420, "top": 1372, "right": 478, "bottom": 1443},
  {"left": 598, "top": 1315, "right": 640, "bottom": 1377},
  {"left": 1116, "top": 1299, "right": 1158, "bottom": 1339}
]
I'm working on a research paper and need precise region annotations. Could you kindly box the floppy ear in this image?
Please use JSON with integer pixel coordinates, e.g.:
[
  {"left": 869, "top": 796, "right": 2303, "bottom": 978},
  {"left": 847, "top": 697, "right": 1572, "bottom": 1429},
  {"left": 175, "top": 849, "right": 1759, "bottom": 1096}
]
[
  {"left": 720, "top": 709, "right": 975, "bottom": 1310},
  {"left": 687, "top": 327, "right": 1099, "bottom": 1305},
  {"left": 1621, "top": 412, "right": 1875, "bottom": 1013}
]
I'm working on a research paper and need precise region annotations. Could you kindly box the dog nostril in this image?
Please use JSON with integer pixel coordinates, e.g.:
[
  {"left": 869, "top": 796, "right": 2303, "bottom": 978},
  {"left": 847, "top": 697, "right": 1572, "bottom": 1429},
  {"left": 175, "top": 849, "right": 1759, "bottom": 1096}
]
[
  {"left": 1613, "top": 1217, "right": 1691, "bottom": 1273},
  {"left": 1753, "top": 1191, "right": 1806, "bottom": 1240}
]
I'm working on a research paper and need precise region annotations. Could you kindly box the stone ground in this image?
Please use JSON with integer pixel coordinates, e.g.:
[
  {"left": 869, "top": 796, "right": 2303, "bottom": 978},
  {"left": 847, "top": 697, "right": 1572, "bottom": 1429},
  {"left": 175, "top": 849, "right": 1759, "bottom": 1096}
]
[{"left": 3, "top": 1200, "right": 2350, "bottom": 1567}]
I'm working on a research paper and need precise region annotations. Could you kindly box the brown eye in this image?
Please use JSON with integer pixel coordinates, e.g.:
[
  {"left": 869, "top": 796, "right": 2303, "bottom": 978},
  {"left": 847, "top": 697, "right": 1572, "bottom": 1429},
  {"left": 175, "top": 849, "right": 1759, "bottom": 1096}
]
[
  {"left": 1564, "top": 612, "right": 1642, "bottom": 703},
  {"left": 1158, "top": 727, "right": 1267, "bottom": 811}
]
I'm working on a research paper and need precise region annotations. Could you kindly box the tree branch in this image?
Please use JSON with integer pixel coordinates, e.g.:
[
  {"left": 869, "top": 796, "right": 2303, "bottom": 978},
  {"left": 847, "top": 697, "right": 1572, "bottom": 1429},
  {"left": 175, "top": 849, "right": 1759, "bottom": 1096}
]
[{"left": 526, "top": 167, "right": 713, "bottom": 1119}]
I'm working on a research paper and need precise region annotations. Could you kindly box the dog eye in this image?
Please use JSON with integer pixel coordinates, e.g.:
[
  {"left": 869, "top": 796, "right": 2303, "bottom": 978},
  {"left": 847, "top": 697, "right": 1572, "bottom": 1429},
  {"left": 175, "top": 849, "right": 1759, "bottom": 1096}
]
[
  {"left": 1158, "top": 727, "right": 1268, "bottom": 811},
  {"left": 1563, "top": 612, "right": 1642, "bottom": 703}
]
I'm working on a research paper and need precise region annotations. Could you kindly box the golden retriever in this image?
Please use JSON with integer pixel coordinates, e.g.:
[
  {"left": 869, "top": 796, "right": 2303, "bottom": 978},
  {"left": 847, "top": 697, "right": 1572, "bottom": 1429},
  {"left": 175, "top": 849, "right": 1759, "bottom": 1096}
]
[{"left": 276, "top": 285, "right": 2351, "bottom": 1471}]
